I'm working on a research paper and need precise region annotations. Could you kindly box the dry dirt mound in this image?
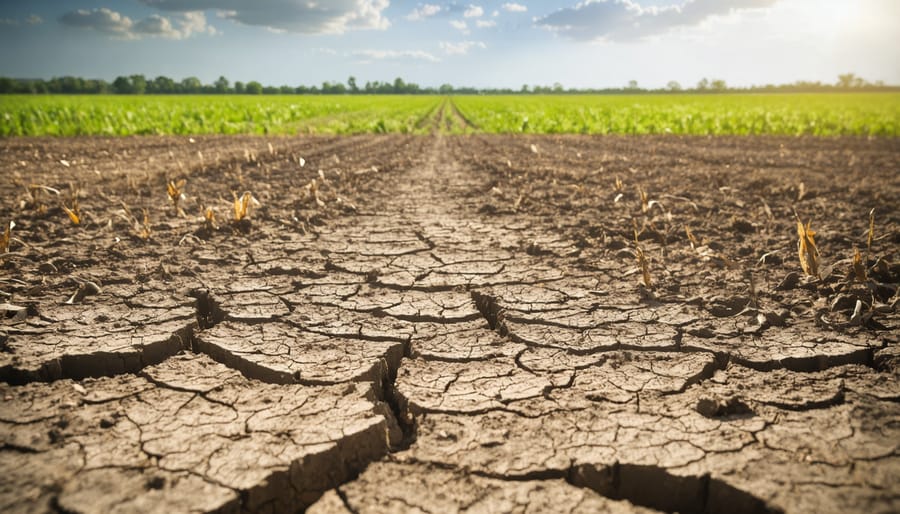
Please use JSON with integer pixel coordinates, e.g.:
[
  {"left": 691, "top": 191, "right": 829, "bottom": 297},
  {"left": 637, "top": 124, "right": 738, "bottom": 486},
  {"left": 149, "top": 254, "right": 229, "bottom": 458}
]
[{"left": 1, "top": 134, "right": 898, "bottom": 513}]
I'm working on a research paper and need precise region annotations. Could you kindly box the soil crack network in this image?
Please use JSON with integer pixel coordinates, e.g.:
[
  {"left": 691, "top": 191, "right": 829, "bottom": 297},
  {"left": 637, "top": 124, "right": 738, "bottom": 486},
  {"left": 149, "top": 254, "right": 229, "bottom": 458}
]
[{"left": 1, "top": 134, "right": 898, "bottom": 513}]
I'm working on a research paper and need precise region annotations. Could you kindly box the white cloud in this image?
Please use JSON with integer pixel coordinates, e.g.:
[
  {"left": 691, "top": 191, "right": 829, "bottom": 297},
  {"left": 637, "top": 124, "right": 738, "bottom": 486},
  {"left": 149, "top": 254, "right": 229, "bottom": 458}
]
[
  {"left": 464, "top": 5, "right": 484, "bottom": 18},
  {"left": 60, "top": 7, "right": 216, "bottom": 39},
  {"left": 60, "top": 8, "right": 136, "bottom": 37},
  {"left": 476, "top": 19, "right": 496, "bottom": 28},
  {"left": 138, "top": 0, "right": 390, "bottom": 34},
  {"left": 407, "top": 4, "right": 442, "bottom": 21},
  {"left": 1, "top": 14, "right": 46, "bottom": 26},
  {"left": 535, "top": 0, "right": 776, "bottom": 41},
  {"left": 502, "top": 3, "right": 528, "bottom": 12},
  {"left": 450, "top": 19, "right": 469, "bottom": 33},
  {"left": 440, "top": 40, "right": 486, "bottom": 55},
  {"left": 352, "top": 49, "right": 440, "bottom": 62}
]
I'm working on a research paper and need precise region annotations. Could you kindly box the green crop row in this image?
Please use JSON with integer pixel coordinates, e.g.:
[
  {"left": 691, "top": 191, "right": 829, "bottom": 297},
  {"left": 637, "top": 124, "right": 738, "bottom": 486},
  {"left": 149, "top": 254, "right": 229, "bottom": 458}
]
[
  {"left": 0, "top": 95, "right": 440, "bottom": 136},
  {"left": 1, "top": 93, "right": 897, "bottom": 137},
  {"left": 452, "top": 93, "right": 900, "bottom": 136}
]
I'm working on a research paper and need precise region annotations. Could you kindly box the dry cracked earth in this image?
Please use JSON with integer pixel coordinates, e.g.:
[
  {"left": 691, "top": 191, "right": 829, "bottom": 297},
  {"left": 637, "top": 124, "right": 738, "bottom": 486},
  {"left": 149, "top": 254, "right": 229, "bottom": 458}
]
[{"left": 0, "top": 133, "right": 898, "bottom": 514}]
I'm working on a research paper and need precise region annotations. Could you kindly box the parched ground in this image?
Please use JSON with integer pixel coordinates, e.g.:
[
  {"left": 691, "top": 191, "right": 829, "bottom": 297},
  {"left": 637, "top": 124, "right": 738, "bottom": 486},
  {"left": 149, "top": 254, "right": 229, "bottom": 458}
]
[{"left": 0, "top": 133, "right": 898, "bottom": 514}]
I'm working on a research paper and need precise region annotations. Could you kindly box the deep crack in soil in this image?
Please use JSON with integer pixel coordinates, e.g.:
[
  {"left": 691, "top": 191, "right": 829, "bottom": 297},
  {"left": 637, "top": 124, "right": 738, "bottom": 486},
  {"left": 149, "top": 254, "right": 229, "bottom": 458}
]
[{"left": 1, "top": 133, "right": 898, "bottom": 514}]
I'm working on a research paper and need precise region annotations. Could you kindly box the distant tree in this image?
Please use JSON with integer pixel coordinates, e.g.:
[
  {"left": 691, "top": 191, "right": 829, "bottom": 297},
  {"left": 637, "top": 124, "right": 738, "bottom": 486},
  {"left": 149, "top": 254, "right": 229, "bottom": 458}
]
[
  {"left": 393, "top": 77, "right": 406, "bottom": 94},
  {"left": 710, "top": 79, "right": 727, "bottom": 91},
  {"left": 214, "top": 75, "right": 230, "bottom": 94},
  {"left": 112, "top": 76, "right": 131, "bottom": 94},
  {"left": 626, "top": 80, "right": 638, "bottom": 90},
  {"left": 129, "top": 74, "right": 147, "bottom": 94},
  {"left": 696, "top": 78, "right": 709, "bottom": 91},
  {"left": 150, "top": 75, "right": 176, "bottom": 94},
  {"left": 347, "top": 76, "right": 358, "bottom": 93},
  {"left": 837, "top": 73, "right": 856, "bottom": 88},
  {"left": 521, "top": 84, "right": 529, "bottom": 93},
  {"left": 666, "top": 80, "right": 682, "bottom": 91},
  {"left": 234, "top": 81, "right": 245, "bottom": 94},
  {"left": 279, "top": 85, "right": 294, "bottom": 94},
  {"left": 245, "top": 81, "right": 263, "bottom": 94},
  {"left": 180, "top": 76, "right": 202, "bottom": 94},
  {"left": 439, "top": 84, "right": 453, "bottom": 94},
  {"left": 553, "top": 82, "right": 564, "bottom": 93},
  {"left": 0, "top": 77, "right": 15, "bottom": 94}
]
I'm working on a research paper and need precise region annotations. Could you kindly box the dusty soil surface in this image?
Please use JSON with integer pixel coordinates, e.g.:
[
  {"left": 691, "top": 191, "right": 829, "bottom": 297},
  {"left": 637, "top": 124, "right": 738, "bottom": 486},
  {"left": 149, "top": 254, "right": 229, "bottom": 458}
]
[{"left": 1, "top": 134, "right": 898, "bottom": 514}]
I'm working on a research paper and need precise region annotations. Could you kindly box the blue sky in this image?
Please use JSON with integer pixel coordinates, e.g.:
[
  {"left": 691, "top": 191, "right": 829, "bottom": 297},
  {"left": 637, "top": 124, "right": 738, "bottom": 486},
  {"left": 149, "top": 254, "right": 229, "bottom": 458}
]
[{"left": 1, "top": 0, "right": 898, "bottom": 88}]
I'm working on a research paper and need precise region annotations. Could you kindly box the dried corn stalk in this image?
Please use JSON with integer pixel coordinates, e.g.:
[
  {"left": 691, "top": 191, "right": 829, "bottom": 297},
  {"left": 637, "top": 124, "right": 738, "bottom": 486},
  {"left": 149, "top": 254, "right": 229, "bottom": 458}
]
[
  {"left": 203, "top": 207, "right": 217, "bottom": 231},
  {"left": 305, "top": 179, "right": 325, "bottom": 208},
  {"left": 867, "top": 208, "right": 875, "bottom": 255},
  {"left": 796, "top": 217, "right": 819, "bottom": 278},
  {"left": 138, "top": 209, "right": 151, "bottom": 240},
  {"left": 635, "top": 246, "right": 652, "bottom": 288},
  {"left": 62, "top": 189, "right": 81, "bottom": 225},
  {"left": 167, "top": 179, "right": 187, "bottom": 213},
  {"left": 638, "top": 186, "right": 649, "bottom": 213},
  {"left": 851, "top": 248, "right": 867, "bottom": 282},
  {"left": 685, "top": 225, "right": 699, "bottom": 249},
  {"left": 1, "top": 221, "right": 13, "bottom": 253},
  {"left": 233, "top": 191, "right": 260, "bottom": 221}
]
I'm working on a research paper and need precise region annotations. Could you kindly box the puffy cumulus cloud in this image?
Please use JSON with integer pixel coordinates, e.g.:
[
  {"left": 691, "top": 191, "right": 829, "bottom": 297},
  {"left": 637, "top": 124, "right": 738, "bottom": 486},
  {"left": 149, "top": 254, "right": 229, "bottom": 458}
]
[
  {"left": 407, "top": 4, "right": 442, "bottom": 21},
  {"left": 60, "top": 7, "right": 215, "bottom": 39},
  {"left": 475, "top": 19, "right": 496, "bottom": 28},
  {"left": 535, "top": 0, "right": 777, "bottom": 41},
  {"left": 59, "top": 8, "right": 135, "bottom": 37},
  {"left": 352, "top": 49, "right": 440, "bottom": 62},
  {"left": 464, "top": 5, "right": 484, "bottom": 18},
  {"left": 139, "top": 0, "right": 390, "bottom": 34},
  {"left": 502, "top": 3, "right": 528, "bottom": 12},
  {"left": 439, "top": 40, "right": 486, "bottom": 55},
  {"left": 449, "top": 19, "right": 469, "bottom": 33}
]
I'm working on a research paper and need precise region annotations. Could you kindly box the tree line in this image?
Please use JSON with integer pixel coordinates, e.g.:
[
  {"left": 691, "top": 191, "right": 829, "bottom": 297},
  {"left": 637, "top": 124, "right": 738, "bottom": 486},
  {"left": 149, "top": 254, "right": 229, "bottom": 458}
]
[{"left": 0, "top": 73, "right": 894, "bottom": 95}]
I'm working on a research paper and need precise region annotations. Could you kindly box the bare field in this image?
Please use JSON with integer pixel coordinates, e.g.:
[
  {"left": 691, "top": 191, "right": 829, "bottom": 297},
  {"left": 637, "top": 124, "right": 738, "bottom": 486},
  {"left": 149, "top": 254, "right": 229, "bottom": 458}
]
[{"left": 1, "top": 134, "right": 898, "bottom": 513}]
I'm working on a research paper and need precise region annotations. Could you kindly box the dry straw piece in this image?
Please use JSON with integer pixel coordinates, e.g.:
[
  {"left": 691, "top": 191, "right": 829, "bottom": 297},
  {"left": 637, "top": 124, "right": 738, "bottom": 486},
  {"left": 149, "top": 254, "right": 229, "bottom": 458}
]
[
  {"left": 1, "top": 221, "right": 13, "bottom": 253},
  {"left": 796, "top": 217, "right": 820, "bottom": 278},
  {"left": 233, "top": 191, "right": 260, "bottom": 221},
  {"left": 867, "top": 208, "right": 875, "bottom": 255},
  {"left": 852, "top": 248, "right": 867, "bottom": 282},
  {"left": 167, "top": 179, "right": 187, "bottom": 213},
  {"left": 62, "top": 191, "right": 81, "bottom": 225}
]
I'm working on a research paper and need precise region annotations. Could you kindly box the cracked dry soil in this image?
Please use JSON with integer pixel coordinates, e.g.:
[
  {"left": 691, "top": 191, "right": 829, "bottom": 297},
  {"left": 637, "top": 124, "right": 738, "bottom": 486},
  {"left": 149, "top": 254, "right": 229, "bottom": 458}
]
[{"left": 1, "top": 134, "right": 898, "bottom": 514}]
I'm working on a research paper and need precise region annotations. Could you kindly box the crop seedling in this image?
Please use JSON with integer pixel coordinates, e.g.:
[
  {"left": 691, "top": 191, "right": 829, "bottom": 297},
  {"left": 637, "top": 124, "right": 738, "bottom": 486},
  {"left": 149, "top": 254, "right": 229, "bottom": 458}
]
[
  {"left": 233, "top": 191, "right": 260, "bottom": 222},
  {"left": 167, "top": 179, "right": 187, "bottom": 215},
  {"left": 796, "top": 216, "right": 820, "bottom": 278},
  {"left": 1, "top": 221, "right": 13, "bottom": 253}
]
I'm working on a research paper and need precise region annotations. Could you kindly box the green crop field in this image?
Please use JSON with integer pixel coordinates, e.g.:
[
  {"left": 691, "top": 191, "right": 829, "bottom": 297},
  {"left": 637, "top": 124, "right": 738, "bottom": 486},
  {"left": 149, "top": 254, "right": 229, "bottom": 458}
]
[
  {"left": 0, "top": 95, "right": 439, "bottom": 136},
  {"left": 1, "top": 93, "right": 897, "bottom": 137},
  {"left": 452, "top": 93, "right": 900, "bottom": 136}
]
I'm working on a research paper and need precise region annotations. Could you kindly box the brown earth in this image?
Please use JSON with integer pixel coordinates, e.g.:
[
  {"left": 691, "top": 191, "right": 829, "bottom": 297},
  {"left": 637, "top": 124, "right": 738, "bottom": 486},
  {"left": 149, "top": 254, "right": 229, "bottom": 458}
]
[{"left": 1, "top": 133, "right": 898, "bottom": 514}]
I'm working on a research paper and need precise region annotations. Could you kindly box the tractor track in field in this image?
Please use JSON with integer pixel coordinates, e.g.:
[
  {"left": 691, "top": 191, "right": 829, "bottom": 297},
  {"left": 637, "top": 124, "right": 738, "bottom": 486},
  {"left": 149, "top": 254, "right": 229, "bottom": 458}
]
[{"left": 0, "top": 133, "right": 898, "bottom": 514}]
